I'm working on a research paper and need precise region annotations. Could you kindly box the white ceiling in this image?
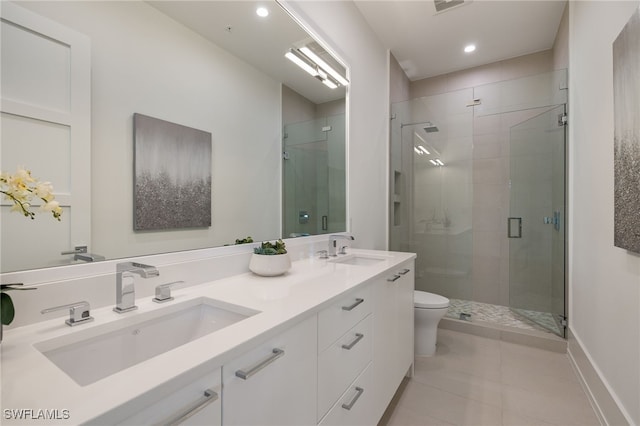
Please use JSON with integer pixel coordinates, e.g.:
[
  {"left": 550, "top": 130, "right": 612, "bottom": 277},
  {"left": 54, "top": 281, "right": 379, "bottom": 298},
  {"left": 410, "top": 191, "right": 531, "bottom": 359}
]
[
  {"left": 149, "top": 1, "right": 347, "bottom": 104},
  {"left": 354, "top": 0, "right": 567, "bottom": 81},
  {"left": 150, "top": 1, "right": 566, "bottom": 99}
]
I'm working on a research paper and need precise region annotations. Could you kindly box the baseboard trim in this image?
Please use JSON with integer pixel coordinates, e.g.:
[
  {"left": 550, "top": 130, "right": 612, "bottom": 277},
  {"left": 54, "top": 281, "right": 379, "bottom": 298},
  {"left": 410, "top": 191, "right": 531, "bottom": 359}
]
[{"left": 566, "top": 328, "right": 631, "bottom": 426}]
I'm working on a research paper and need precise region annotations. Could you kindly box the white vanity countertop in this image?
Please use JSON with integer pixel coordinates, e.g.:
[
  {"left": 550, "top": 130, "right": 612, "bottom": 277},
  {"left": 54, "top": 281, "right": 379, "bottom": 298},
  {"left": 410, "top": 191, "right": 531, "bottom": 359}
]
[{"left": 1, "top": 249, "right": 415, "bottom": 425}]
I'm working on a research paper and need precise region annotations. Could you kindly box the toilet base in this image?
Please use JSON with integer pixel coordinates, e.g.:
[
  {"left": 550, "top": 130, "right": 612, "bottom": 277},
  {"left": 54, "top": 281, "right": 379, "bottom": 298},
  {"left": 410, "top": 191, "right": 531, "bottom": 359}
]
[{"left": 414, "top": 325, "right": 438, "bottom": 357}]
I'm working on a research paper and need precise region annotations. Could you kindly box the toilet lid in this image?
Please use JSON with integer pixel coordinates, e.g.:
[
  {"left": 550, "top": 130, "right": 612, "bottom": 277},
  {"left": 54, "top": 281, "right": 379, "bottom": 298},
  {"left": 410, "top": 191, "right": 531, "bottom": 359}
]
[{"left": 414, "top": 290, "right": 450, "bottom": 309}]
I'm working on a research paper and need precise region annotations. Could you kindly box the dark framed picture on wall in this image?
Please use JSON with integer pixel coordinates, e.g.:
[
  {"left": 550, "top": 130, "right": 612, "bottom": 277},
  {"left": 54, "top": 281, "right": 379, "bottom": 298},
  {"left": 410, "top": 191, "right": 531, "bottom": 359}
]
[
  {"left": 613, "top": 6, "right": 640, "bottom": 253},
  {"left": 133, "top": 113, "right": 212, "bottom": 231}
]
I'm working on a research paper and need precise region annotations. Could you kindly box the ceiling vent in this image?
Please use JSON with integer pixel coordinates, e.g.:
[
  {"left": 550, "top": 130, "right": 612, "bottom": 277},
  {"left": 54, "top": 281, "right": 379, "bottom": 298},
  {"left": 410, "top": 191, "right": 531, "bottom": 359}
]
[{"left": 433, "top": 0, "right": 473, "bottom": 14}]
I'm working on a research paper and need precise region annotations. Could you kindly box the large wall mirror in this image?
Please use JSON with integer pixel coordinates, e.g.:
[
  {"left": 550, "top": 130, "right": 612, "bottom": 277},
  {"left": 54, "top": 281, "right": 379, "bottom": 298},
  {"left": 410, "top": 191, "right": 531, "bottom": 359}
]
[{"left": 0, "top": 1, "right": 348, "bottom": 273}]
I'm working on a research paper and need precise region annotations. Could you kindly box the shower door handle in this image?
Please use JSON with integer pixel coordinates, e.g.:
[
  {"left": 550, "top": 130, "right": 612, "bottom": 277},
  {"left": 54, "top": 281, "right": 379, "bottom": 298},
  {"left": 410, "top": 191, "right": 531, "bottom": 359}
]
[{"left": 508, "top": 217, "right": 522, "bottom": 238}]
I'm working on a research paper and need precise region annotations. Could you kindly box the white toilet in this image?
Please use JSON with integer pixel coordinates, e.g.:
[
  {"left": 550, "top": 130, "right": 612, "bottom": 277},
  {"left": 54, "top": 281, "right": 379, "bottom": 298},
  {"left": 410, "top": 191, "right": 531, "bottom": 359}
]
[{"left": 414, "top": 290, "right": 450, "bottom": 356}]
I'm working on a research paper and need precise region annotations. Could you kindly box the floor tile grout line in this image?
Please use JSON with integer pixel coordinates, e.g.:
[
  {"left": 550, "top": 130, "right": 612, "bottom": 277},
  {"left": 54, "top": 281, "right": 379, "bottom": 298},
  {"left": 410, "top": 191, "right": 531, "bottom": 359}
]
[
  {"left": 408, "top": 374, "right": 504, "bottom": 410},
  {"left": 398, "top": 374, "right": 505, "bottom": 414}
]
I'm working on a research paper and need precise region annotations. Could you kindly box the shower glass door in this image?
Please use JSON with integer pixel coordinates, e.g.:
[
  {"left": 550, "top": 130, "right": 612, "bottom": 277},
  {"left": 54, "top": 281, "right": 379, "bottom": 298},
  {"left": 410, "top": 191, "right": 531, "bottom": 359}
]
[
  {"left": 508, "top": 105, "right": 566, "bottom": 336},
  {"left": 282, "top": 114, "right": 346, "bottom": 238}
]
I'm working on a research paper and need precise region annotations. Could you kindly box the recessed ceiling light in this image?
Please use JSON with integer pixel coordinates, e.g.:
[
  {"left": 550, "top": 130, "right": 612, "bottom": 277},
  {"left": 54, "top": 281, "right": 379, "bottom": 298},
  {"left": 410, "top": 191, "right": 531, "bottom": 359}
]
[
  {"left": 464, "top": 44, "right": 476, "bottom": 53},
  {"left": 256, "top": 7, "right": 269, "bottom": 17}
]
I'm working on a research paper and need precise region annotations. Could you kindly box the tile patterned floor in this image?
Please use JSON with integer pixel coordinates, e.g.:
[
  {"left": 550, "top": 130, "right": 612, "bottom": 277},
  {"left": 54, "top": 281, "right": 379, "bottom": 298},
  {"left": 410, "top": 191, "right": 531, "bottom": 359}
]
[
  {"left": 379, "top": 329, "right": 600, "bottom": 426},
  {"left": 446, "top": 299, "right": 562, "bottom": 336}
]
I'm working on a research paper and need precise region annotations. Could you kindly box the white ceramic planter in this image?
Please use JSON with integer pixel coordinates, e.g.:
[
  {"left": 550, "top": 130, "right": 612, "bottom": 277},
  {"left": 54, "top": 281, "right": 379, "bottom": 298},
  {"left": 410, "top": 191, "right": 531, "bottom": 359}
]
[{"left": 249, "top": 253, "right": 291, "bottom": 276}]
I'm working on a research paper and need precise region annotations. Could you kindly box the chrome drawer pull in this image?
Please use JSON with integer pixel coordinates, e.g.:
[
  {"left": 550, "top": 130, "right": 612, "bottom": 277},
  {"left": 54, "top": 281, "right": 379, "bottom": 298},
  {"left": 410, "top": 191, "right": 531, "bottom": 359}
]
[
  {"left": 341, "top": 333, "right": 364, "bottom": 350},
  {"left": 387, "top": 274, "right": 401, "bottom": 282},
  {"left": 341, "top": 387, "right": 364, "bottom": 411},
  {"left": 235, "top": 348, "right": 285, "bottom": 380},
  {"left": 164, "top": 388, "right": 218, "bottom": 426},
  {"left": 342, "top": 298, "right": 364, "bottom": 311},
  {"left": 398, "top": 268, "right": 411, "bottom": 275}
]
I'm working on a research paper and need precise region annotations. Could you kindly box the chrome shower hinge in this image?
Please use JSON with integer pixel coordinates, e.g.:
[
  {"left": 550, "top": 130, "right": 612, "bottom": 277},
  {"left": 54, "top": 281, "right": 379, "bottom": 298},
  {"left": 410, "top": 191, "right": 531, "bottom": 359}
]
[{"left": 558, "top": 113, "right": 568, "bottom": 126}]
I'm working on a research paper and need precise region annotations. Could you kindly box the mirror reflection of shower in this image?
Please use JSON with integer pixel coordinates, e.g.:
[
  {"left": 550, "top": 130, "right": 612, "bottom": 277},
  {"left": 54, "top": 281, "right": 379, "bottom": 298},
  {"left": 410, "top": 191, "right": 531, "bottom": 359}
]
[
  {"left": 282, "top": 114, "right": 346, "bottom": 238},
  {"left": 281, "top": 85, "right": 346, "bottom": 238}
]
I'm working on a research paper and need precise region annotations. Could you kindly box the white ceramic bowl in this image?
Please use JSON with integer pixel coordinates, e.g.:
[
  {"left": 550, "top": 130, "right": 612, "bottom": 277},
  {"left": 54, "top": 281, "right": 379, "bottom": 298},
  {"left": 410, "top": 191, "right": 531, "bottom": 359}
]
[{"left": 249, "top": 253, "right": 291, "bottom": 276}]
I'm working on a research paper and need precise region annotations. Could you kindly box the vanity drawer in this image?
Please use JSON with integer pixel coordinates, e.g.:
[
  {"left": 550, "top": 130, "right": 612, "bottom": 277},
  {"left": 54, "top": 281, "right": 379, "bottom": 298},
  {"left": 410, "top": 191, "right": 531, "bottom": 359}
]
[
  {"left": 318, "top": 284, "right": 372, "bottom": 352},
  {"left": 91, "top": 368, "right": 222, "bottom": 425},
  {"left": 222, "top": 315, "right": 317, "bottom": 426},
  {"left": 317, "top": 314, "right": 372, "bottom": 420},
  {"left": 318, "top": 362, "right": 374, "bottom": 426}
]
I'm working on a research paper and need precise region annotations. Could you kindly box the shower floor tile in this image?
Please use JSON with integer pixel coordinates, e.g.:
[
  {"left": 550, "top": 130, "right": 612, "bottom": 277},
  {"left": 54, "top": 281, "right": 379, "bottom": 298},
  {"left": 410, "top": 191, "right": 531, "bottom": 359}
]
[{"left": 446, "top": 299, "right": 561, "bottom": 335}]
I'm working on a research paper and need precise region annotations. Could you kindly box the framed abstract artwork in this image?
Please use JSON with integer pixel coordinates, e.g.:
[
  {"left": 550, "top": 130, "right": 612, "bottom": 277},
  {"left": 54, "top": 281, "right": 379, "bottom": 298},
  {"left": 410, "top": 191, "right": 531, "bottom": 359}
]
[
  {"left": 613, "top": 6, "right": 640, "bottom": 253},
  {"left": 133, "top": 113, "right": 212, "bottom": 231}
]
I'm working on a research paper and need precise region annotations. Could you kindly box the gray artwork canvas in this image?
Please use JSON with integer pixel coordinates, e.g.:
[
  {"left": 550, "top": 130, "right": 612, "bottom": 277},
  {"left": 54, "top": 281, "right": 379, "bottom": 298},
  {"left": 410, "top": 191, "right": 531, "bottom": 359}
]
[
  {"left": 134, "top": 113, "right": 212, "bottom": 230},
  {"left": 613, "top": 7, "right": 640, "bottom": 253}
]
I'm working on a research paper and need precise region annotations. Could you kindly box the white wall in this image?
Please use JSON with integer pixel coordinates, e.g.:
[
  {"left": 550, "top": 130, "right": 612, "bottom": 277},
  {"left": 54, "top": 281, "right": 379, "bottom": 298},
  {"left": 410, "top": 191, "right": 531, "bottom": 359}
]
[
  {"left": 282, "top": 85, "right": 317, "bottom": 126},
  {"left": 284, "top": 0, "right": 390, "bottom": 250},
  {"left": 390, "top": 53, "right": 411, "bottom": 104},
  {"left": 19, "top": 1, "right": 282, "bottom": 259},
  {"left": 553, "top": 4, "right": 569, "bottom": 71},
  {"left": 568, "top": 1, "right": 640, "bottom": 424}
]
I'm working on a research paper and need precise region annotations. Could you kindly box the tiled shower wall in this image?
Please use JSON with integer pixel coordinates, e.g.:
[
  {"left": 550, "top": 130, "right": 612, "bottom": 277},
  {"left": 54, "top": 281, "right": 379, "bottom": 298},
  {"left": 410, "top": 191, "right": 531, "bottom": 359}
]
[{"left": 407, "top": 50, "right": 561, "bottom": 307}]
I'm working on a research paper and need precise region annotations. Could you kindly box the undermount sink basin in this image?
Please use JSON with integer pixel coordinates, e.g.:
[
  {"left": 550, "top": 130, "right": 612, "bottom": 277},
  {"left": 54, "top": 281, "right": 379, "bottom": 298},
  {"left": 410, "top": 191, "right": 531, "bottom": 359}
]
[
  {"left": 329, "top": 254, "right": 388, "bottom": 266},
  {"left": 35, "top": 297, "right": 258, "bottom": 386}
]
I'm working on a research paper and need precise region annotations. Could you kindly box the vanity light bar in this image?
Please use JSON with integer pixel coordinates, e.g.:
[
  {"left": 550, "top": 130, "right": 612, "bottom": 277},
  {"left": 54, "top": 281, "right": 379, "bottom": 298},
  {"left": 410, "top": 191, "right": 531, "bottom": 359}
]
[
  {"left": 322, "top": 78, "right": 338, "bottom": 89},
  {"left": 285, "top": 50, "right": 318, "bottom": 78},
  {"left": 285, "top": 48, "right": 343, "bottom": 90},
  {"left": 299, "top": 46, "right": 349, "bottom": 86}
]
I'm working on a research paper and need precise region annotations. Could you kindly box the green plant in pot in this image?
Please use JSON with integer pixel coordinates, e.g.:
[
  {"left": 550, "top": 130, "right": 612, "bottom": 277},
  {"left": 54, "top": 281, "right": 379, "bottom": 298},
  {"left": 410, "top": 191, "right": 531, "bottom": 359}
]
[
  {"left": 249, "top": 239, "right": 291, "bottom": 276},
  {"left": 226, "top": 236, "right": 253, "bottom": 246},
  {"left": 253, "top": 239, "right": 287, "bottom": 255}
]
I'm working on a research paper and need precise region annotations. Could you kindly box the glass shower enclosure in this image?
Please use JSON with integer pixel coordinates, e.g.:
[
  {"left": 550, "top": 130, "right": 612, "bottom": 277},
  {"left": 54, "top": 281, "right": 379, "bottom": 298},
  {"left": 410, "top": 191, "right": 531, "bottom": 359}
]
[
  {"left": 390, "top": 70, "right": 567, "bottom": 337},
  {"left": 283, "top": 113, "right": 346, "bottom": 238},
  {"left": 390, "top": 88, "right": 474, "bottom": 312}
]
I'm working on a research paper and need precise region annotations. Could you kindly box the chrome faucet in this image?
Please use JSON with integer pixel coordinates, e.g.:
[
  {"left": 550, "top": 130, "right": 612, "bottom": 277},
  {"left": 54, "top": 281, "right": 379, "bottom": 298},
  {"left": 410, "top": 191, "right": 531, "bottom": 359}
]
[
  {"left": 41, "top": 301, "right": 93, "bottom": 326},
  {"left": 74, "top": 252, "right": 106, "bottom": 262},
  {"left": 328, "top": 234, "right": 355, "bottom": 257},
  {"left": 114, "top": 262, "right": 159, "bottom": 313},
  {"left": 61, "top": 245, "right": 105, "bottom": 262}
]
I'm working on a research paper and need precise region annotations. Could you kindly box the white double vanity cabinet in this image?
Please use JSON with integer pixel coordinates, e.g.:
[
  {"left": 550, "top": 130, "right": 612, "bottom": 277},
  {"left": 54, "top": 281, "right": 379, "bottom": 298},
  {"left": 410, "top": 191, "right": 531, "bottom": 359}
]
[{"left": 2, "top": 250, "right": 415, "bottom": 426}]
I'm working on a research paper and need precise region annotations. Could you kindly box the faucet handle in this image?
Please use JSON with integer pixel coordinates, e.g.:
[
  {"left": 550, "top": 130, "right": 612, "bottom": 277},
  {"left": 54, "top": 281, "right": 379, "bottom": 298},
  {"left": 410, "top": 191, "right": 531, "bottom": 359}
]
[
  {"left": 316, "top": 250, "right": 329, "bottom": 259},
  {"left": 41, "top": 301, "right": 94, "bottom": 327},
  {"left": 60, "top": 245, "right": 87, "bottom": 256},
  {"left": 153, "top": 281, "right": 185, "bottom": 303}
]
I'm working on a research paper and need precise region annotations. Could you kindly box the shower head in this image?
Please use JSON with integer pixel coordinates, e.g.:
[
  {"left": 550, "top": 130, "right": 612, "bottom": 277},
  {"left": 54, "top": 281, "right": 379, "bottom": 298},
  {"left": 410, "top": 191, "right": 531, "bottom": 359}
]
[{"left": 424, "top": 123, "right": 439, "bottom": 133}]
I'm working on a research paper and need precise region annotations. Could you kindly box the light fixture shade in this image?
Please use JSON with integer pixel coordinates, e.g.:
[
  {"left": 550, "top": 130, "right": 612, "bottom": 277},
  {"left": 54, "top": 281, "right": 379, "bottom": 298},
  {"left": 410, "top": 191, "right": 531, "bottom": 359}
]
[
  {"left": 286, "top": 46, "right": 347, "bottom": 90},
  {"left": 322, "top": 78, "right": 338, "bottom": 89},
  {"left": 299, "top": 46, "right": 349, "bottom": 86},
  {"left": 285, "top": 50, "right": 318, "bottom": 77}
]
